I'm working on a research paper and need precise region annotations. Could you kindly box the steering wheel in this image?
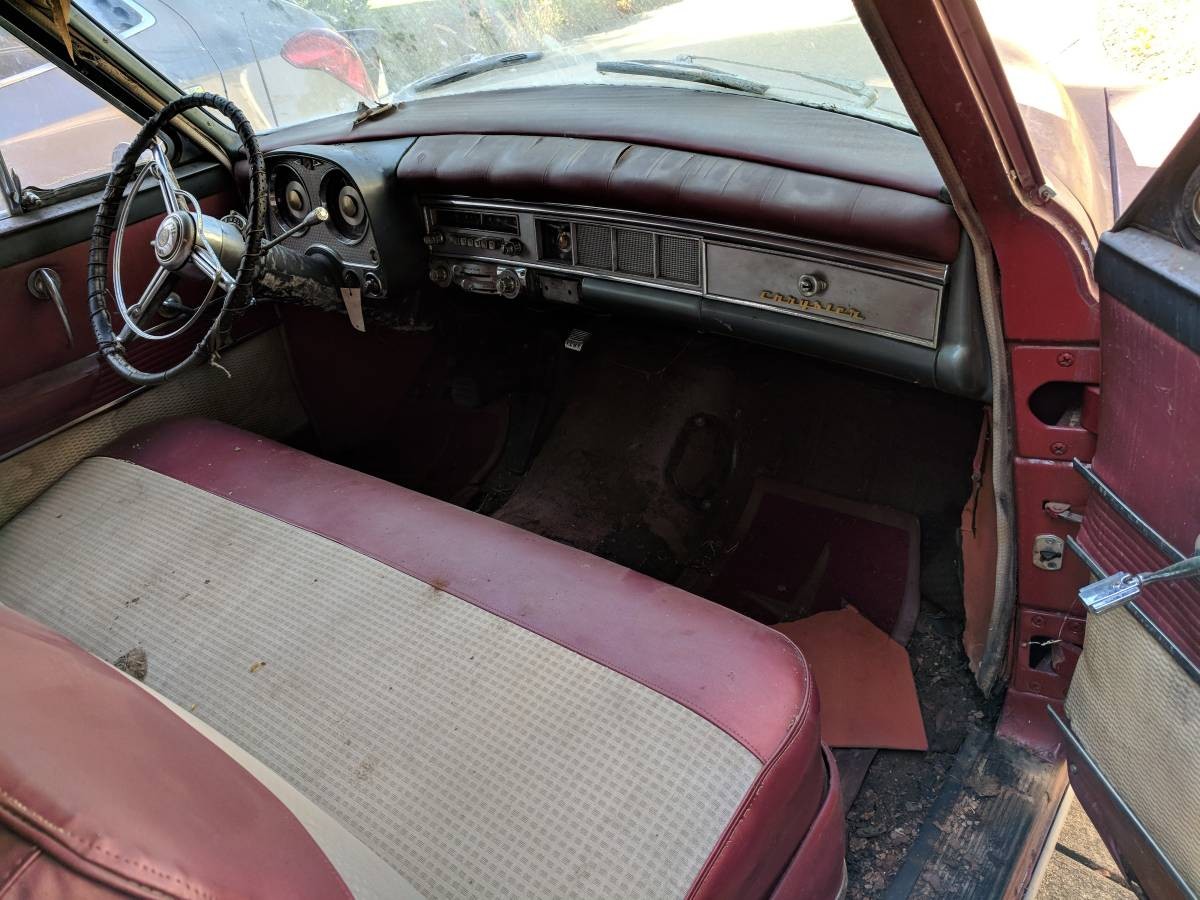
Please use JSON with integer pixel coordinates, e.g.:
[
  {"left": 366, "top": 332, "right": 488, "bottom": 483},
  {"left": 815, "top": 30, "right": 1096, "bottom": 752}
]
[{"left": 88, "top": 93, "right": 266, "bottom": 385}]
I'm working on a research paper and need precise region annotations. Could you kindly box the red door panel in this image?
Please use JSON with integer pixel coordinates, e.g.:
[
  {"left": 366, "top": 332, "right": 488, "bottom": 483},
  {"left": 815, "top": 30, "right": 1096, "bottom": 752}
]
[
  {"left": 0, "top": 186, "right": 239, "bottom": 455},
  {"left": 1075, "top": 299, "right": 1200, "bottom": 666},
  {"left": 1059, "top": 118, "right": 1200, "bottom": 895}
]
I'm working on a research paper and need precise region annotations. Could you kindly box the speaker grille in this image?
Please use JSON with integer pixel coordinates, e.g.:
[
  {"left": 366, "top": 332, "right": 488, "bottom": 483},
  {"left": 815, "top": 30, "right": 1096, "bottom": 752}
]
[
  {"left": 615, "top": 228, "right": 655, "bottom": 277},
  {"left": 574, "top": 223, "right": 612, "bottom": 270},
  {"left": 657, "top": 235, "right": 701, "bottom": 285}
]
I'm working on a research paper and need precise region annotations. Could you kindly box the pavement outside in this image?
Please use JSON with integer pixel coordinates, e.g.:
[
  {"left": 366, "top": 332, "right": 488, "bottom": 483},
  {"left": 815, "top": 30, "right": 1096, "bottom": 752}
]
[{"left": 1037, "top": 793, "right": 1137, "bottom": 899}]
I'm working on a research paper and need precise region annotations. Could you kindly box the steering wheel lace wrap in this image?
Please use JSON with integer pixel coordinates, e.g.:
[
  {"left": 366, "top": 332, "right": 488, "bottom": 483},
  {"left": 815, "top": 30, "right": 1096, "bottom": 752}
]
[{"left": 88, "top": 92, "right": 267, "bottom": 385}]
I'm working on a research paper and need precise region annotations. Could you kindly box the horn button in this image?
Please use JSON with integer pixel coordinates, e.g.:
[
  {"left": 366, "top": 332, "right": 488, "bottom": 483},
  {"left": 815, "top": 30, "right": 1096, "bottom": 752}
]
[{"left": 154, "top": 212, "right": 195, "bottom": 271}]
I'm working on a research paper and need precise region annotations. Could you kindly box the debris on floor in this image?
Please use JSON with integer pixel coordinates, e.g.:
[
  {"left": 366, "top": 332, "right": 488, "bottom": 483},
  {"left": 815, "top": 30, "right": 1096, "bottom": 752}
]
[
  {"left": 845, "top": 603, "right": 1002, "bottom": 897},
  {"left": 113, "top": 646, "right": 148, "bottom": 681}
]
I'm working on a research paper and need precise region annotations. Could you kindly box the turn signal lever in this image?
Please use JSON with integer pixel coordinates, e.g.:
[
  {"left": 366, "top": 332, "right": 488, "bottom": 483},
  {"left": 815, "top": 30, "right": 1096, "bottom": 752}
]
[{"left": 262, "top": 206, "right": 329, "bottom": 251}]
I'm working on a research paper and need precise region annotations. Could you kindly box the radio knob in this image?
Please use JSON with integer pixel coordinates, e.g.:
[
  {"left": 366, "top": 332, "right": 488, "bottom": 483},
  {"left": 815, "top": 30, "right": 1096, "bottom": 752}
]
[
  {"left": 423, "top": 231, "right": 446, "bottom": 247},
  {"left": 797, "top": 273, "right": 828, "bottom": 297},
  {"left": 429, "top": 262, "right": 452, "bottom": 288},
  {"left": 363, "top": 272, "right": 383, "bottom": 297},
  {"left": 502, "top": 238, "right": 524, "bottom": 256},
  {"left": 495, "top": 269, "right": 522, "bottom": 299}
]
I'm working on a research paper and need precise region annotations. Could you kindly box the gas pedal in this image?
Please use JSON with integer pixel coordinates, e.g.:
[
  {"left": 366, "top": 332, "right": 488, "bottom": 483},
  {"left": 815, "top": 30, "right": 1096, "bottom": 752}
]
[{"left": 564, "top": 328, "right": 590, "bottom": 352}]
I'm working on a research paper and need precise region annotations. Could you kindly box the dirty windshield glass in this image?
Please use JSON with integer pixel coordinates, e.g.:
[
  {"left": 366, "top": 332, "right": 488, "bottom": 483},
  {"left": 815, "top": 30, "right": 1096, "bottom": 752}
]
[{"left": 71, "top": 0, "right": 912, "bottom": 133}]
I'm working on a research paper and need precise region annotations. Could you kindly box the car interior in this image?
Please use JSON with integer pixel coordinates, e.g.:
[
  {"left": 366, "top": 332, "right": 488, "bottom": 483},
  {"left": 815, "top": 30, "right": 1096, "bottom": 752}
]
[{"left": 2, "top": 1, "right": 1199, "bottom": 898}]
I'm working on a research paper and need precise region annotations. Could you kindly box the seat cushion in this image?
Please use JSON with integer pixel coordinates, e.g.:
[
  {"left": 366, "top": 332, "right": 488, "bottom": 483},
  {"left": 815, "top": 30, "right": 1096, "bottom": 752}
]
[{"left": 0, "top": 418, "right": 831, "bottom": 899}]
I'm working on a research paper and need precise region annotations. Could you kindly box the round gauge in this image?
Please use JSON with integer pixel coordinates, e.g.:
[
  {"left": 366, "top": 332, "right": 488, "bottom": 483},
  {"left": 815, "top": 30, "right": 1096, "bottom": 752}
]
[
  {"left": 271, "top": 164, "right": 309, "bottom": 227},
  {"left": 321, "top": 169, "right": 368, "bottom": 243},
  {"left": 337, "top": 185, "right": 366, "bottom": 228}
]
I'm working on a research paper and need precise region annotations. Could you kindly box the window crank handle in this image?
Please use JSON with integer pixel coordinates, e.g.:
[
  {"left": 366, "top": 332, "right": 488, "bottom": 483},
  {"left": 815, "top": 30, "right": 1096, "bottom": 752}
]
[
  {"left": 1079, "top": 554, "right": 1200, "bottom": 614},
  {"left": 1136, "top": 554, "right": 1200, "bottom": 589}
]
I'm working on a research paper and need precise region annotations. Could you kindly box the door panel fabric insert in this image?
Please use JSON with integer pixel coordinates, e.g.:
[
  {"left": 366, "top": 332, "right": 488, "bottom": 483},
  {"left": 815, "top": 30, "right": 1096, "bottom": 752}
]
[{"left": 1065, "top": 607, "right": 1200, "bottom": 891}]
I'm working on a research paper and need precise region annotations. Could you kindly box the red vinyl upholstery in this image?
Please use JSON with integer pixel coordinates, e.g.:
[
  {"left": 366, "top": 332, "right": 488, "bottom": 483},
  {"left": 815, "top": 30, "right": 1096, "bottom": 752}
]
[
  {"left": 1, "top": 417, "right": 844, "bottom": 898},
  {"left": 0, "top": 607, "right": 350, "bottom": 899}
]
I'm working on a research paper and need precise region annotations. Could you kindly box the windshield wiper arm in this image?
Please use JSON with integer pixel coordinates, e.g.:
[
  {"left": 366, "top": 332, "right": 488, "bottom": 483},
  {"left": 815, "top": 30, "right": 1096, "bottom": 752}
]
[
  {"left": 595, "top": 59, "right": 768, "bottom": 96},
  {"left": 401, "top": 51, "right": 544, "bottom": 95},
  {"left": 675, "top": 55, "right": 878, "bottom": 107}
]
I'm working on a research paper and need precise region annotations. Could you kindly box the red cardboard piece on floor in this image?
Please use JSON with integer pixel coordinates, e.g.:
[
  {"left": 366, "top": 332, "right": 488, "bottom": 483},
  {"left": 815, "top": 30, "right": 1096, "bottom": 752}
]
[{"left": 776, "top": 606, "right": 928, "bottom": 751}]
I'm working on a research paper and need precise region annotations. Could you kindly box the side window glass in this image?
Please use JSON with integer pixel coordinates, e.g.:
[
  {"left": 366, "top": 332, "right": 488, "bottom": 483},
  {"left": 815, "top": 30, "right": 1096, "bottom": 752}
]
[{"left": 0, "top": 22, "right": 140, "bottom": 217}]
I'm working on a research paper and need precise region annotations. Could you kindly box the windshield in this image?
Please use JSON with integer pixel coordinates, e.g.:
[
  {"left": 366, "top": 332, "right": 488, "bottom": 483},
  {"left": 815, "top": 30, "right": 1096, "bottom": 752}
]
[{"left": 72, "top": 0, "right": 913, "bottom": 132}]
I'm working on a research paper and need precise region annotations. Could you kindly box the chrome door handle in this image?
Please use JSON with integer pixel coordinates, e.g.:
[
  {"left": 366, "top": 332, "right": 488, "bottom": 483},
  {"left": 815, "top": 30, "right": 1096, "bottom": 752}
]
[
  {"left": 1079, "top": 555, "right": 1200, "bottom": 614},
  {"left": 28, "top": 267, "right": 73, "bottom": 347}
]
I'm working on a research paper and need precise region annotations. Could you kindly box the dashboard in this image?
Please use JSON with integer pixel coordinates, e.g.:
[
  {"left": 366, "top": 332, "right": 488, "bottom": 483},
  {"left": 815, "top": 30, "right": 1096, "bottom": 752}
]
[{"left": 261, "top": 122, "right": 988, "bottom": 400}]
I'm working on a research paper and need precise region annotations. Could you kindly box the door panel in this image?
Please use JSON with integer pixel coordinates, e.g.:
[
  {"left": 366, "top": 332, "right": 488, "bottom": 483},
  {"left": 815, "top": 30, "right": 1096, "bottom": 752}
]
[
  {"left": 1075, "top": 297, "right": 1200, "bottom": 664},
  {"left": 1061, "top": 127, "right": 1200, "bottom": 895},
  {"left": 0, "top": 176, "right": 241, "bottom": 456}
]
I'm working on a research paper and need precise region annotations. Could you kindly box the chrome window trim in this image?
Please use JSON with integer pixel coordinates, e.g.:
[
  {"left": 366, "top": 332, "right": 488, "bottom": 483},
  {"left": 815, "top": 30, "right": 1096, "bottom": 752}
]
[
  {"left": 1072, "top": 459, "right": 1185, "bottom": 564},
  {"left": 0, "top": 0, "right": 154, "bottom": 90}
]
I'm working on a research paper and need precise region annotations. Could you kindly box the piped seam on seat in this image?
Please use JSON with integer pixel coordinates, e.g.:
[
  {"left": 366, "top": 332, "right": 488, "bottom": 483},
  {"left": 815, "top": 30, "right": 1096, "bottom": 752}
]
[
  {"left": 0, "top": 842, "right": 40, "bottom": 892},
  {"left": 683, "top": 668, "right": 819, "bottom": 899},
  {"left": 0, "top": 794, "right": 194, "bottom": 900}
]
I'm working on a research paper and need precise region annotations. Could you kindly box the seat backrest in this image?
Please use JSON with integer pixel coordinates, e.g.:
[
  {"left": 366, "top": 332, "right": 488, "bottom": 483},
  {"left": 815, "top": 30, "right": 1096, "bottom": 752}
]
[{"left": 0, "top": 606, "right": 352, "bottom": 899}]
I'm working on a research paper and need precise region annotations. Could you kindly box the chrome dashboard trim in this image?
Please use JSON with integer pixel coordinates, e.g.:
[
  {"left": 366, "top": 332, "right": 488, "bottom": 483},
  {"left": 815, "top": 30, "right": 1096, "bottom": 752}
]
[
  {"left": 424, "top": 196, "right": 948, "bottom": 280},
  {"left": 704, "top": 240, "right": 943, "bottom": 347},
  {"left": 422, "top": 196, "right": 947, "bottom": 347}
]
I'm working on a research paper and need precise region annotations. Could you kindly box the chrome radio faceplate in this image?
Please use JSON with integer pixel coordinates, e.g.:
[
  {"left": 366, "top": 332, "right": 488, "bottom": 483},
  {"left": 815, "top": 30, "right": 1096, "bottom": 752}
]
[{"left": 421, "top": 197, "right": 947, "bottom": 347}]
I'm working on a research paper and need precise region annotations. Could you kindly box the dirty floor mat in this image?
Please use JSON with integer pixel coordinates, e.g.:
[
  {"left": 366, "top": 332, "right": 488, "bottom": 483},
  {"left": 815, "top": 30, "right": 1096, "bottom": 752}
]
[
  {"left": 708, "top": 481, "right": 920, "bottom": 640},
  {"left": 488, "top": 324, "right": 980, "bottom": 614}
]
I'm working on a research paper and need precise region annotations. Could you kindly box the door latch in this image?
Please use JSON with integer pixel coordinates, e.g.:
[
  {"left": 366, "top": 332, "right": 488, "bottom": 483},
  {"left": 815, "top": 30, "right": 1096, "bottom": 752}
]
[
  {"left": 1033, "top": 534, "right": 1064, "bottom": 571},
  {"left": 1044, "top": 501, "right": 1084, "bottom": 524},
  {"left": 1078, "top": 555, "right": 1200, "bottom": 615}
]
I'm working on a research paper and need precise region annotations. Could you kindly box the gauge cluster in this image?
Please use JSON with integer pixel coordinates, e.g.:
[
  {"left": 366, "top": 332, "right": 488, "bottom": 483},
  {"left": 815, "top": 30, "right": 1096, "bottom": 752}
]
[{"left": 266, "top": 153, "right": 387, "bottom": 299}]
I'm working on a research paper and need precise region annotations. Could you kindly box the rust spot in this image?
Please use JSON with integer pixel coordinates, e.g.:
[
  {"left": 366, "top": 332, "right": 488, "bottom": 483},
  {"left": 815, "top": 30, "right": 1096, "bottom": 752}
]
[{"left": 429, "top": 577, "right": 449, "bottom": 592}]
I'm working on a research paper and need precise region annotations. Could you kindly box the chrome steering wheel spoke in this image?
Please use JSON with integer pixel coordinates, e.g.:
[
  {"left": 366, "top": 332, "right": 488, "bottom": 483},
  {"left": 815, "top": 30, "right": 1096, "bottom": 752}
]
[
  {"left": 150, "top": 142, "right": 183, "bottom": 215},
  {"left": 117, "top": 266, "right": 181, "bottom": 343},
  {"left": 110, "top": 141, "right": 241, "bottom": 344}
]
